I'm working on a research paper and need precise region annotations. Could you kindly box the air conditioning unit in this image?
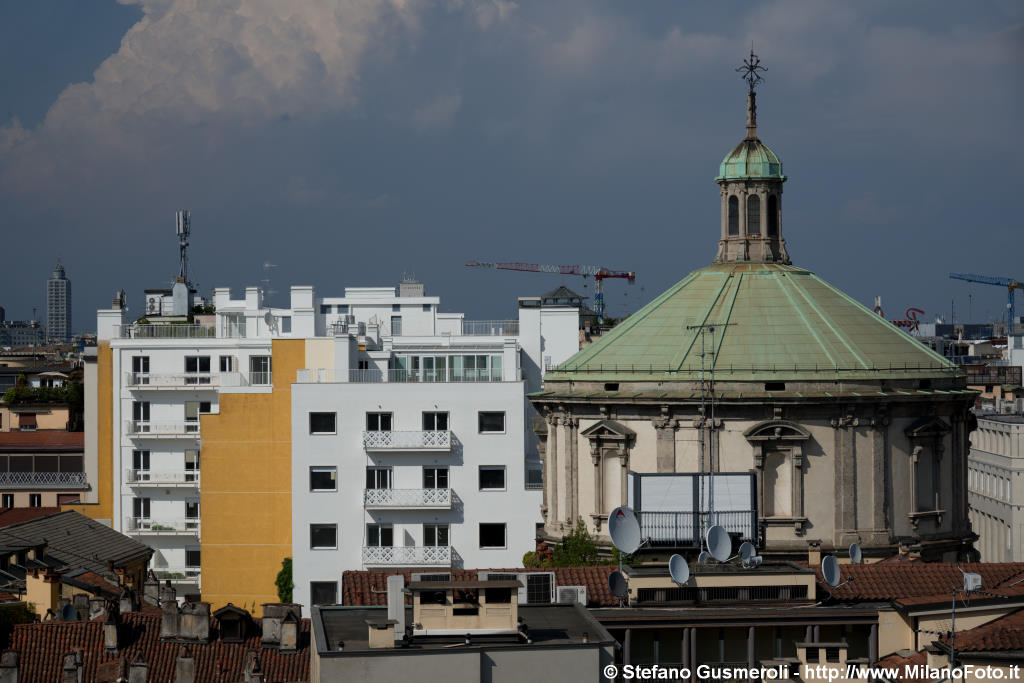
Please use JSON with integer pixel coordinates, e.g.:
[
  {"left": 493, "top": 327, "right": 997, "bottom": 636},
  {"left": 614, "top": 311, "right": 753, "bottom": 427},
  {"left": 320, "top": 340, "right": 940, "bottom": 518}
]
[{"left": 557, "top": 586, "right": 587, "bottom": 606}]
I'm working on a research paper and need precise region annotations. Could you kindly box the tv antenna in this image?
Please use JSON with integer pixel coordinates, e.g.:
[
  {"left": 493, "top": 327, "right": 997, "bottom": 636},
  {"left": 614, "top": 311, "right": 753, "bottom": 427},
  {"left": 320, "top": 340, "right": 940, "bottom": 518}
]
[
  {"left": 261, "top": 262, "right": 278, "bottom": 303},
  {"left": 175, "top": 210, "right": 193, "bottom": 288}
]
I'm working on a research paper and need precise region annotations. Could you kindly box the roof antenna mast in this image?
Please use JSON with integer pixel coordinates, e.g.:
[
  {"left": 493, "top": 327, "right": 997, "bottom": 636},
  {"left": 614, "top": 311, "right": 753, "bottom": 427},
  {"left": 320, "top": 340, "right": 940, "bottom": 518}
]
[
  {"left": 175, "top": 210, "right": 192, "bottom": 288},
  {"left": 736, "top": 46, "right": 766, "bottom": 140}
]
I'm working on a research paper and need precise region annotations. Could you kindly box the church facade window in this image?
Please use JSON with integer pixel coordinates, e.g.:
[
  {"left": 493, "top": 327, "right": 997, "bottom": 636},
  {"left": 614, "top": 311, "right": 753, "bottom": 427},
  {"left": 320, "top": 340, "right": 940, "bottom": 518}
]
[{"left": 747, "top": 195, "right": 761, "bottom": 234}]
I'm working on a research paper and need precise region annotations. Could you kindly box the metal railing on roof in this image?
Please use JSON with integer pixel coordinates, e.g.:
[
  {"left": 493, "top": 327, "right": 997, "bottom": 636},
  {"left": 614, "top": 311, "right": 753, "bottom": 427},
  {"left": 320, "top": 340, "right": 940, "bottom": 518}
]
[
  {"left": 546, "top": 361, "right": 964, "bottom": 376},
  {"left": 460, "top": 320, "right": 519, "bottom": 336},
  {"left": 117, "top": 325, "right": 217, "bottom": 339},
  {"left": 296, "top": 368, "right": 516, "bottom": 383},
  {"left": 639, "top": 510, "right": 757, "bottom": 547}
]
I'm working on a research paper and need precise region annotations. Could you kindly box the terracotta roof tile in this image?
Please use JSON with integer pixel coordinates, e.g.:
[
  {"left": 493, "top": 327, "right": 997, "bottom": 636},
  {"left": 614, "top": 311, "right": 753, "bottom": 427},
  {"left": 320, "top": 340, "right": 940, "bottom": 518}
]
[
  {"left": 8, "top": 612, "right": 310, "bottom": 682},
  {"left": 876, "top": 650, "right": 929, "bottom": 681},
  {"left": 0, "top": 431, "right": 83, "bottom": 451},
  {"left": 814, "top": 562, "right": 1024, "bottom": 603},
  {"left": 0, "top": 507, "right": 61, "bottom": 527},
  {"left": 938, "top": 609, "right": 1024, "bottom": 652},
  {"left": 342, "top": 566, "right": 618, "bottom": 607}
]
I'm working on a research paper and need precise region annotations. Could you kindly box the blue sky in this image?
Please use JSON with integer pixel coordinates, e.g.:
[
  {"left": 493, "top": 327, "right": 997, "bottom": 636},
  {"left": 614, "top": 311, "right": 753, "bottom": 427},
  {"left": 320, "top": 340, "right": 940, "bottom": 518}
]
[{"left": 1, "top": 0, "right": 1022, "bottom": 332}]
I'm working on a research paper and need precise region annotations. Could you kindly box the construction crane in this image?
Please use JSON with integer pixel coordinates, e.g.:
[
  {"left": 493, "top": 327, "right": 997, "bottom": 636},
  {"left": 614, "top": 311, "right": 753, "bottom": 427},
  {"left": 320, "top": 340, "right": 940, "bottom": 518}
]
[
  {"left": 949, "top": 272, "right": 1023, "bottom": 333},
  {"left": 466, "top": 261, "right": 636, "bottom": 321}
]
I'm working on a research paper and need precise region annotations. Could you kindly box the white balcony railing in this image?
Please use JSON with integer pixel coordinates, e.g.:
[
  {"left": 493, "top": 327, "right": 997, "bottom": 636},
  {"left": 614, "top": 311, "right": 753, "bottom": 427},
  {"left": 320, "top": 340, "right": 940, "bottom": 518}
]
[
  {"left": 362, "top": 430, "right": 451, "bottom": 451},
  {"left": 296, "top": 368, "right": 517, "bottom": 384},
  {"left": 125, "top": 421, "right": 201, "bottom": 437},
  {"left": 125, "top": 373, "right": 216, "bottom": 388},
  {"left": 124, "top": 518, "right": 200, "bottom": 534},
  {"left": 461, "top": 320, "right": 519, "bottom": 336},
  {"left": 0, "top": 471, "right": 87, "bottom": 489},
  {"left": 126, "top": 470, "right": 199, "bottom": 486},
  {"left": 362, "top": 545, "right": 451, "bottom": 567},
  {"left": 152, "top": 567, "right": 201, "bottom": 583},
  {"left": 363, "top": 488, "right": 452, "bottom": 508},
  {"left": 117, "top": 325, "right": 217, "bottom": 339}
]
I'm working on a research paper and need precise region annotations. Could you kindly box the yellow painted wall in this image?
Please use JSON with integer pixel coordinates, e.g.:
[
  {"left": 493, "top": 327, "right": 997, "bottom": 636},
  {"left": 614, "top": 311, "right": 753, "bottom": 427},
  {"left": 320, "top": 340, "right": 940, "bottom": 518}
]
[
  {"left": 66, "top": 342, "right": 113, "bottom": 521},
  {"left": 200, "top": 339, "right": 303, "bottom": 615},
  {"left": 25, "top": 573, "right": 59, "bottom": 617}
]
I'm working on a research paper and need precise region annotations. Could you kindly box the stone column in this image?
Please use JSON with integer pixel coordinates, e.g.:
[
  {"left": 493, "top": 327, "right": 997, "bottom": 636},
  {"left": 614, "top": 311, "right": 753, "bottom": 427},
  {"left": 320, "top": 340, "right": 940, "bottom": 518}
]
[
  {"left": 618, "top": 450, "right": 629, "bottom": 509},
  {"left": 682, "top": 628, "right": 690, "bottom": 669},
  {"left": 871, "top": 412, "right": 891, "bottom": 543},
  {"left": 689, "top": 628, "right": 697, "bottom": 673},
  {"left": 547, "top": 415, "right": 559, "bottom": 526},
  {"left": 831, "top": 412, "right": 858, "bottom": 541},
  {"left": 752, "top": 444, "right": 765, "bottom": 519},
  {"left": 792, "top": 445, "right": 805, "bottom": 522},
  {"left": 624, "top": 628, "right": 632, "bottom": 666},
  {"left": 747, "top": 627, "right": 755, "bottom": 668},
  {"left": 869, "top": 624, "right": 878, "bottom": 664},
  {"left": 569, "top": 418, "right": 580, "bottom": 521},
  {"left": 653, "top": 415, "right": 677, "bottom": 473},
  {"left": 561, "top": 417, "right": 573, "bottom": 523},
  {"left": 592, "top": 445, "right": 603, "bottom": 524}
]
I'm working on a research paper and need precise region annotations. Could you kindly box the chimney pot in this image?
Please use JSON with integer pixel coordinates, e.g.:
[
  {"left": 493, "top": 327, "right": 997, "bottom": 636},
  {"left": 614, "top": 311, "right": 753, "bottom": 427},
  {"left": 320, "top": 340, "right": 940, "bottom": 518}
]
[
  {"left": 174, "top": 645, "right": 195, "bottom": 683},
  {"left": 0, "top": 651, "right": 18, "bottom": 683},
  {"left": 127, "top": 654, "right": 147, "bottom": 683}
]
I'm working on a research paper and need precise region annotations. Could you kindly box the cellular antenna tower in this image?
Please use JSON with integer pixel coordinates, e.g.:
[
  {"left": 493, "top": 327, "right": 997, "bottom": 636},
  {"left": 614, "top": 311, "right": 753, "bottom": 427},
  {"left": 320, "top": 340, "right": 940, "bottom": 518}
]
[{"left": 175, "top": 210, "right": 192, "bottom": 288}]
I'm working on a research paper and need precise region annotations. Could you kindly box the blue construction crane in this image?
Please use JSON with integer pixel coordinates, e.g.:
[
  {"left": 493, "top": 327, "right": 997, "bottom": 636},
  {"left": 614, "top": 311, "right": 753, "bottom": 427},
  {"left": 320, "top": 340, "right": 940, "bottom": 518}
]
[{"left": 949, "top": 272, "right": 1024, "bottom": 332}]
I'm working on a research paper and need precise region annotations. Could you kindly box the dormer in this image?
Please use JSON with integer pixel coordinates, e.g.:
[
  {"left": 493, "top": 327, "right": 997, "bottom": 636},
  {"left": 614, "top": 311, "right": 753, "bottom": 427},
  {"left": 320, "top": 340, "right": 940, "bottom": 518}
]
[{"left": 213, "top": 603, "right": 253, "bottom": 643}]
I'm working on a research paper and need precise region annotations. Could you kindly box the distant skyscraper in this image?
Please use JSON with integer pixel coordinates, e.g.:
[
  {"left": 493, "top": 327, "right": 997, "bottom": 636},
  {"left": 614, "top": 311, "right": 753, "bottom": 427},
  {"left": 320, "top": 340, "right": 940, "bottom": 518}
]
[{"left": 46, "top": 260, "right": 72, "bottom": 343}]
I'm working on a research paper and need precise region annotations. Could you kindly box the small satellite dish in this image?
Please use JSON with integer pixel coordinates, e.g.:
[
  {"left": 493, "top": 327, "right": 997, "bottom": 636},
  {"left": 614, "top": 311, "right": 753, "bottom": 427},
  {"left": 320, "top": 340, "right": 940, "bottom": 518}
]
[
  {"left": 608, "top": 571, "right": 628, "bottom": 598},
  {"left": 849, "top": 543, "right": 863, "bottom": 564},
  {"left": 822, "top": 555, "right": 841, "bottom": 588},
  {"left": 264, "top": 311, "right": 275, "bottom": 325},
  {"left": 608, "top": 506, "right": 642, "bottom": 555},
  {"left": 739, "top": 541, "right": 756, "bottom": 566},
  {"left": 706, "top": 525, "right": 731, "bottom": 562},
  {"left": 749, "top": 556, "right": 763, "bottom": 568},
  {"left": 668, "top": 554, "right": 690, "bottom": 586},
  {"left": 60, "top": 603, "right": 78, "bottom": 621},
  {"left": 697, "top": 551, "right": 711, "bottom": 565}
]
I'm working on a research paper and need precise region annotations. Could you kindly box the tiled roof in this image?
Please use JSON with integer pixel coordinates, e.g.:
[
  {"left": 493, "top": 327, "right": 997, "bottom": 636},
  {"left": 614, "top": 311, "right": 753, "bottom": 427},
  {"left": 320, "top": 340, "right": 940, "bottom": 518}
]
[
  {"left": 342, "top": 566, "right": 618, "bottom": 607},
  {"left": 876, "top": 650, "right": 929, "bottom": 682},
  {"left": 938, "top": 609, "right": 1024, "bottom": 652},
  {"left": 0, "top": 431, "right": 83, "bottom": 452},
  {"left": 0, "top": 511, "right": 152, "bottom": 574},
  {"left": 9, "top": 612, "right": 310, "bottom": 682},
  {"left": 0, "top": 507, "right": 61, "bottom": 527},
  {"left": 817, "top": 562, "right": 1024, "bottom": 605}
]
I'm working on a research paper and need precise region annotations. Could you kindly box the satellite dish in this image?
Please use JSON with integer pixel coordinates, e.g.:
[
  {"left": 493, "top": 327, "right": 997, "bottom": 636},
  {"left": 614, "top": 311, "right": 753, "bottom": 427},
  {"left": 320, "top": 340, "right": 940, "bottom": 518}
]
[
  {"left": 668, "top": 554, "right": 690, "bottom": 586},
  {"left": 60, "top": 603, "right": 78, "bottom": 621},
  {"left": 748, "top": 556, "right": 763, "bottom": 568},
  {"left": 706, "top": 525, "right": 731, "bottom": 562},
  {"left": 608, "top": 506, "right": 642, "bottom": 555},
  {"left": 608, "top": 571, "right": 628, "bottom": 598},
  {"left": 697, "top": 551, "right": 711, "bottom": 565},
  {"left": 849, "top": 543, "right": 863, "bottom": 564},
  {"left": 822, "top": 555, "right": 841, "bottom": 588},
  {"left": 739, "top": 541, "right": 756, "bottom": 565}
]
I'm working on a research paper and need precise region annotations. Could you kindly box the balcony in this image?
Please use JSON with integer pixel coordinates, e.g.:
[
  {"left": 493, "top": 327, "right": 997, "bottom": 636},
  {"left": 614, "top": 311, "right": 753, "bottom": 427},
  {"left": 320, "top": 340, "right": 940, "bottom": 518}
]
[
  {"left": 117, "top": 325, "right": 217, "bottom": 339},
  {"left": 296, "top": 368, "right": 517, "bottom": 384},
  {"left": 124, "top": 421, "right": 200, "bottom": 438},
  {"left": 362, "top": 430, "right": 451, "bottom": 452},
  {"left": 125, "top": 470, "right": 199, "bottom": 487},
  {"left": 362, "top": 545, "right": 451, "bottom": 568},
  {"left": 152, "top": 567, "right": 200, "bottom": 584},
  {"left": 124, "top": 518, "right": 200, "bottom": 535},
  {"left": 0, "top": 471, "right": 87, "bottom": 489},
  {"left": 460, "top": 320, "right": 519, "bottom": 336},
  {"left": 363, "top": 488, "right": 452, "bottom": 509},
  {"left": 638, "top": 510, "right": 757, "bottom": 547},
  {"left": 126, "top": 372, "right": 257, "bottom": 389}
]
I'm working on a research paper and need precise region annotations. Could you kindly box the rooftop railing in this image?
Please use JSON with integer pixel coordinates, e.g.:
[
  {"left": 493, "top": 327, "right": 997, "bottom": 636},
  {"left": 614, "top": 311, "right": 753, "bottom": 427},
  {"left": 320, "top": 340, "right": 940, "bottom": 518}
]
[
  {"left": 117, "top": 325, "right": 217, "bottom": 339},
  {"left": 0, "top": 471, "right": 87, "bottom": 489},
  {"left": 638, "top": 510, "right": 757, "bottom": 547},
  {"left": 460, "top": 320, "right": 519, "bottom": 336},
  {"left": 362, "top": 545, "right": 451, "bottom": 567},
  {"left": 297, "top": 368, "right": 515, "bottom": 383}
]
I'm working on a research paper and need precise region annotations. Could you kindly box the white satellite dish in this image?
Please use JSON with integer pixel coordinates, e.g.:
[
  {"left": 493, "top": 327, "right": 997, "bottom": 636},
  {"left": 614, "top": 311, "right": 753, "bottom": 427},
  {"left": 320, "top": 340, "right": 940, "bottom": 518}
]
[
  {"left": 608, "top": 506, "right": 642, "bottom": 555},
  {"left": 849, "top": 543, "right": 863, "bottom": 564},
  {"left": 697, "top": 551, "right": 711, "bottom": 565},
  {"left": 748, "top": 556, "right": 763, "bottom": 568},
  {"left": 60, "top": 603, "right": 78, "bottom": 621},
  {"left": 608, "top": 571, "right": 628, "bottom": 598},
  {"left": 706, "top": 525, "right": 731, "bottom": 562},
  {"left": 822, "top": 555, "right": 841, "bottom": 588},
  {"left": 668, "top": 554, "right": 690, "bottom": 586},
  {"left": 739, "top": 541, "right": 756, "bottom": 566}
]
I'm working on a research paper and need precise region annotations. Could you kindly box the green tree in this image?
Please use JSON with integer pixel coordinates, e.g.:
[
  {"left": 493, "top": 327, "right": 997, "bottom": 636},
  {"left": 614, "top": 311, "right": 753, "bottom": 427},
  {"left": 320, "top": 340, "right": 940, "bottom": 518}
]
[{"left": 275, "top": 557, "right": 294, "bottom": 603}]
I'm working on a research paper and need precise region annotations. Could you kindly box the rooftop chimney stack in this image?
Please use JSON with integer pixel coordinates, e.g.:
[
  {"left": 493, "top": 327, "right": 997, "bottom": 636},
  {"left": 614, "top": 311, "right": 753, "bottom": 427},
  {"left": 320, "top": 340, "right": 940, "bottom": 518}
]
[
  {"left": 280, "top": 611, "right": 299, "bottom": 653},
  {"left": 73, "top": 594, "right": 89, "bottom": 621},
  {"left": 61, "top": 650, "right": 83, "bottom": 683},
  {"left": 260, "top": 604, "right": 301, "bottom": 647},
  {"left": 127, "top": 654, "right": 147, "bottom": 683},
  {"left": 0, "top": 651, "right": 18, "bottom": 683},
  {"left": 179, "top": 602, "right": 210, "bottom": 642},
  {"left": 243, "top": 651, "right": 264, "bottom": 683},
  {"left": 103, "top": 602, "right": 121, "bottom": 653},
  {"left": 89, "top": 596, "right": 106, "bottom": 621},
  {"left": 120, "top": 588, "right": 136, "bottom": 615},
  {"left": 161, "top": 599, "right": 180, "bottom": 640},
  {"left": 174, "top": 645, "right": 194, "bottom": 683},
  {"left": 386, "top": 574, "right": 406, "bottom": 640}
]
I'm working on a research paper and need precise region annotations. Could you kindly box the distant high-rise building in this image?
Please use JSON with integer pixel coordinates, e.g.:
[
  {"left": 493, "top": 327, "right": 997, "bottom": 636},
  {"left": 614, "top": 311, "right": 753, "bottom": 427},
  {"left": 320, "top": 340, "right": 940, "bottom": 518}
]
[{"left": 46, "top": 260, "right": 71, "bottom": 343}]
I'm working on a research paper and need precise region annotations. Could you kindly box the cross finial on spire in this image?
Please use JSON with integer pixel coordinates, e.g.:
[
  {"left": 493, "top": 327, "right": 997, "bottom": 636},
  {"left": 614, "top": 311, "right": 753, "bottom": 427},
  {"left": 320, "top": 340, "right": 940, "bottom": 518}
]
[{"left": 736, "top": 46, "right": 766, "bottom": 93}]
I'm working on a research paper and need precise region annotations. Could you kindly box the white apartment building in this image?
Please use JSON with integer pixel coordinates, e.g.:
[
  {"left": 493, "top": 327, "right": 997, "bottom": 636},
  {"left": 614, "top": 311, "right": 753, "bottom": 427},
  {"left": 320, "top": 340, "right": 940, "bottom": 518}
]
[
  {"left": 97, "top": 278, "right": 578, "bottom": 604},
  {"left": 289, "top": 282, "right": 580, "bottom": 608},
  {"left": 968, "top": 414, "right": 1024, "bottom": 562}
]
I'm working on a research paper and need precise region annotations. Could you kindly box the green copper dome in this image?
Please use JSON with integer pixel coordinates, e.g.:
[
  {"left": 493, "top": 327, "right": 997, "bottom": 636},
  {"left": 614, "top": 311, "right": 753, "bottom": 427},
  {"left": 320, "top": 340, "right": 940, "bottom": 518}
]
[
  {"left": 716, "top": 138, "right": 785, "bottom": 181},
  {"left": 542, "top": 262, "right": 960, "bottom": 384}
]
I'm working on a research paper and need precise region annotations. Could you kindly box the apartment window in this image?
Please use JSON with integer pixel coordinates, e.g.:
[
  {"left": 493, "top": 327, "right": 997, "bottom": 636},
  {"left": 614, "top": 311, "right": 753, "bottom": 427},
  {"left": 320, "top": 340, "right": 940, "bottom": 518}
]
[
  {"left": 132, "top": 401, "right": 150, "bottom": 427},
  {"left": 478, "top": 411, "right": 505, "bottom": 433},
  {"left": 249, "top": 356, "right": 272, "bottom": 385},
  {"left": 389, "top": 315, "right": 402, "bottom": 336},
  {"left": 366, "top": 467, "right": 392, "bottom": 490},
  {"left": 184, "top": 356, "right": 211, "bottom": 383},
  {"left": 366, "top": 412, "right": 392, "bottom": 431},
  {"left": 131, "top": 356, "right": 150, "bottom": 383},
  {"left": 479, "top": 523, "right": 506, "bottom": 549},
  {"left": 392, "top": 304, "right": 401, "bottom": 312},
  {"left": 357, "top": 359, "right": 369, "bottom": 370},
  {"left": 1, "top": 495, "right": 11, "bottom": 508},
  {"left": 479, "top": 466, "right": 506, "bottom": 491},
  {"left": 320, "top": 304, "right": 331, "bottom": 314},
  {"left": 185, "top": 450, "right": 199, "bottom": 482},
  {"left": 310, "top": 524, "right": 337, "bottom": 549},
  {"left": 133, "top": 497, "right": 151, "bottom": 519},
  {"left": 424, "top": 467, "right": 449, "bottom": 489},
  {"left": 219, "top": 355, "right": 236, "bottom": 373},
  {"left": 185, "top": 402, "right": 200, "bottom": 432},
  {"left": 311, "top": 581, "right": 337, "bottom": 606},
  {"left": 29, "top": 494, "right": 41, "bottom": 508},
  {"left": 185, "top": 499, "right": 199, "bottom": 529},
  {"left": 424, "top": 524, "right": 449, "bottom": 547},
  {"left": 310, "top": 467, "right": 337, "bottom": 491},
  {"left": 367, "top": 524, "right": 393, "bottom": 547},
  {"left": 309, "top": 412, "right": 337, "bottom": 434},
  {"left": 422, "top": 412, "right": 449, "bottom": 431},
  {"left": 132, "top": 450, "right": 150, "bottom": 479},
  {"left": 185, "top": 548, "right": 201, "bottom": 568},
  {"left": 199, "top": 402, "right": 211, "bottom": 414},
  {"left": 280, "top": 317, "right": 292, "bottom": 334},
  {"left": 337, "top": 305, "right": 349, "bottom": 314}
]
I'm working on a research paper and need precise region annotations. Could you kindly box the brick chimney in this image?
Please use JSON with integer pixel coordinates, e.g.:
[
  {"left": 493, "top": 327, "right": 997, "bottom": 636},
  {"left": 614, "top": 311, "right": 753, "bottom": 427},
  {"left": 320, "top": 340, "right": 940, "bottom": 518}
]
[
  {"left": 61, "top": 650, "right": 83, "bottom": 683},
  {"left": 243, "top": 651, "right": 264, "bottom": 683},
  {"left": 72, "top": 594, "right": 89, "bottom": 621},
  {"left": 174, "top": 645, "right": 194, "bottom": 683},
  {"left": 103, "top": 603, "right": 121, "bottom": 653},
  {"left": 179, "top": 602, "right": 210, "bottom": 642},
  {"left": 280, "top": 611, "right": 299, "bottom": 653},
  {"left": 120, "top": 587, "right": 137, "bottom": 615},
  {"left": 0, "top": 651, "right": 17, "bottom": 683},
  {"left": 161, "top": 600, "right": 180, "bottom": 640},
  {"left": 127, "top": 654, "right": 147, "bottom": 683}
]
